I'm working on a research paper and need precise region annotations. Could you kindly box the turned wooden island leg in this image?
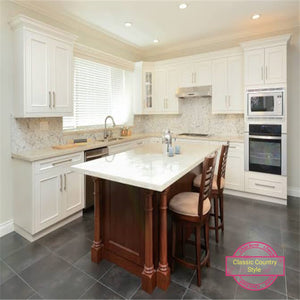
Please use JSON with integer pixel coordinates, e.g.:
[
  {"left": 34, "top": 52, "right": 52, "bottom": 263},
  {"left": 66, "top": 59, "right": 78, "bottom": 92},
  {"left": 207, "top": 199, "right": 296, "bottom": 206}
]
[
  {"left": 157, "top": 188, "right": 171, "bottom": 290},
  {"left": 91, "top": 177, "right": 103, "bottom": 263},
  {"left": 141, "top": 190, "right": 156, "bottom": 294}
]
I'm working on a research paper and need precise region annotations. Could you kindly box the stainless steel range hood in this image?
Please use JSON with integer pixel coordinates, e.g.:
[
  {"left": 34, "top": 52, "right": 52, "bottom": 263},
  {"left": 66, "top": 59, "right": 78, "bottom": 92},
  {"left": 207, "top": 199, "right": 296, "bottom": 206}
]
[{"left": 176, "top": 86, "right": 212, "bottom": 99}]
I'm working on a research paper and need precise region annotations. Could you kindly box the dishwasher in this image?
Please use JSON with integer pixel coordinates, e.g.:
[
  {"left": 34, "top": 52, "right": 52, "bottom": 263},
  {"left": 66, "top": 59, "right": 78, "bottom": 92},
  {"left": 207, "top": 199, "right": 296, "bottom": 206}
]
[{"left": 84, "top": 147, "right": 109, "bottom": 209}]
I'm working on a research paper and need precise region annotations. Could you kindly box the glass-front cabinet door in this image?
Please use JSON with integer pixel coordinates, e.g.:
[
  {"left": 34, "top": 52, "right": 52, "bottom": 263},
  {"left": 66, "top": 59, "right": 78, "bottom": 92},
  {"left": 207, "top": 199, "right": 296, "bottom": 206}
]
[{"left": 143, "top": 70, "right": 154, "bottom": 112}]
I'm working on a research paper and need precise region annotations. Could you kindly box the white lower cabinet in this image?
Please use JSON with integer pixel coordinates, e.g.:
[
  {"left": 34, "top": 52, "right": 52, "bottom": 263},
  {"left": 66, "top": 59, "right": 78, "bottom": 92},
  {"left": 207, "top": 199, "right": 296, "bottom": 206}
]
[
  {"left": 245, "top": 171, "right": 287, "bottom": 199},
  {"left": 13, "top": 152, "right": 84, "bottom": 240},
  {"left": 225, "top": 143, "right": 244, "bottom": 191},
  {"left": 108, "top": 139, "right": 147, "bottom": 155}
]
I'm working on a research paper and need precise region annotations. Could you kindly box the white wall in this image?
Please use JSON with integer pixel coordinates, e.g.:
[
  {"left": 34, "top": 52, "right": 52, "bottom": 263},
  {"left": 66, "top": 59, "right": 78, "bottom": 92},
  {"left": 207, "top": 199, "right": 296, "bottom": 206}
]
[{"left": 287, "top": 29, "right": 300, "bottom": 196}]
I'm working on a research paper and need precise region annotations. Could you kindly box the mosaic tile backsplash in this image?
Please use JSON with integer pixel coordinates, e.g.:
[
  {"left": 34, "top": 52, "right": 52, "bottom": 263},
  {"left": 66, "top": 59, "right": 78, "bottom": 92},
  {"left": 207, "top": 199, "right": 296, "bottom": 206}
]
[{"left": 11, "top": 98, "right": 244, "bottom": 152}]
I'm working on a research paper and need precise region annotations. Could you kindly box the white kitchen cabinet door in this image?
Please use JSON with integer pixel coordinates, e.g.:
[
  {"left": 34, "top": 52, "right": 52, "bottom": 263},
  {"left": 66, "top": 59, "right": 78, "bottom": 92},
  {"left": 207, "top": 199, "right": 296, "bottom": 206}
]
[
  {"left": 225, "top": 143, "right": 244, "bottom": 191},
  {"left": 166, "top": 68, "right": 180, "bottom": 113},
  {"left": 212, "top": 58, "right": 227, "bottom": 113},
  {"left": 64, "top": 170, "right": 84, "bottom": 217},
  {"left": 25, "top": 31, "right": 52, "bottom": 114},
  {"left": 155, "top": 69, "right": 167, "bottom": 112},
  {"left": 195, "top": 61, "right": 212, "bottom": 86},
  {"left": 179, "top": 63, "right": 194, "bottom": 88},
  {"left": 264, "top": 45, "right": 286, "bottom": 84},
  {"left": 227, "top": 55, "right": 243, "bottom": 112},
  {"left": 51, "top": 40, "right": 73, "bottom": 114},
  {"left": 244, "top": 49, "right": 265, "bottom": 86},
  {"left": 35, "top": 172, "right": 63, "bottom": 232}
]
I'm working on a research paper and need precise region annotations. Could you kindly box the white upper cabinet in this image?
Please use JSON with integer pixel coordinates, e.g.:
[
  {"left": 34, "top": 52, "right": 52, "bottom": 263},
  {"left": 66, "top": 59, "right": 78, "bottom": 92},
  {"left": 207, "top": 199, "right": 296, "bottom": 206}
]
[
  {"left": 212, "top": 55, "right": 243, "bottom": 114},
  {"left": 52, "top": 40, "right": 73, "bottom": 113},
  {"left": 9, "top": 15, "right": 77, "bottom": 118},
  {"left": 264, "top": 46, "right": 286, "bottom": 85},
  {"left": 134, "top": 62, "right": 180, "bottom": 114},
  {"left": 179, "top": 61, "right": 211, "bottom": 88},
  {"left": 155, "top": 67, "right": 180, "bottom": 113},
  {"left": 241, "top": 34, "right": 290, "bottom": 87},
  {"left": 244, "top": 49, "right": 265, "bottom": 86}
]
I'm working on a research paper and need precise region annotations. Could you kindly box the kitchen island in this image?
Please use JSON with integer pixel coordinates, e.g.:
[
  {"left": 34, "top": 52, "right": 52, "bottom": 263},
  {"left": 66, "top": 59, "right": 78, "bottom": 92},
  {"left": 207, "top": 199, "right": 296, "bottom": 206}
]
[{"left": 71, "top": 142, "right": 220, "bottom": 293}]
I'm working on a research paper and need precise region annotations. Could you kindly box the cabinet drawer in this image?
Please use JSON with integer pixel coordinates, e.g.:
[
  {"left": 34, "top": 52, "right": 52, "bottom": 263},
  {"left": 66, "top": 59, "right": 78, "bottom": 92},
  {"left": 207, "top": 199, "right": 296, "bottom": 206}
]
[
  {"left": 245, "top": 172, "right": 287, "bottom": 199},
  {"left": 228, "top": 142, "right": 243, "bottom": 153},
  {"left": 34, "top": 152, "right": 83, "bottom": 174}
]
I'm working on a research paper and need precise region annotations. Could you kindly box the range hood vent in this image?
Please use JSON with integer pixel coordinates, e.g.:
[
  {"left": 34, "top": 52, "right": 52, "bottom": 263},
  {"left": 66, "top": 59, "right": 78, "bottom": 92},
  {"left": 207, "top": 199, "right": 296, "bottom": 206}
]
[{"left": 176, "top": 86, "right": 212, "bottom": 99}]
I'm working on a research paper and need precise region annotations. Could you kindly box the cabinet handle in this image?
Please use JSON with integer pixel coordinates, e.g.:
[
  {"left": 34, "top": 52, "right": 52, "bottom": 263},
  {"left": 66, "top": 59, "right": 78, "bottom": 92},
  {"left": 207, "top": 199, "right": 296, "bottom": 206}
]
[
  {"left": 194, "top": 72, "right": 196, "bottom": 84},
  {"left": 261, "top": 66, "right": 264, "bottom": 81},
  {"left": 64, "top": 174, "right": 66, "bottom": 190},
  {"left": 265, "top": 66, "right": 268, "bottom": 80},
  {"left": 225, "top": 96, "right": 228, "bottom": 107},
  {"left": 165, "top": 98, "right": 168, "bottom": 109},
  {"left": 53, "top": 91, "right": 56, "bottom": 108},
  {"left": 192, "top": 72, "right": 194, "bottom": 84},
  {"left": 52, "top": 159, "right": 72, "bottom": 166},
  {"left": 255, "top": 183, "right": 275, "bottom": 189},
  {"left": 49, "top": 91, "right": 52, "bottom": 108},
  {"left": 229, "top": 146, "right": 237, "bottom": 149},
  {"left": 60, "top": 174, "right": 63, "bottom": 192},
  {"left": 228, "top": 95, "right": 230, "bottom": 107}
]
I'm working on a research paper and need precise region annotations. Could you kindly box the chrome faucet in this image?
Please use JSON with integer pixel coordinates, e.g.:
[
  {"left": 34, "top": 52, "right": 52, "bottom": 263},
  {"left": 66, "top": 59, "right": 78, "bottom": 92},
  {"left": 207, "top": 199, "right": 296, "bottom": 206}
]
[
  {"left": 162, "top": 129, "right": 173, "bottom": 152},
  {"left": 104, "top": 115, "right": 116, "bottom": 139}
]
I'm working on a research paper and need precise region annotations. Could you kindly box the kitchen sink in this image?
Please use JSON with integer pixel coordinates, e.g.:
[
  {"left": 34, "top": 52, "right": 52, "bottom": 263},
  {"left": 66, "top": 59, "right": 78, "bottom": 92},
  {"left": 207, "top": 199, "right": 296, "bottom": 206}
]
[{"left": 96, "top": 137, "right": 126, "bottom": 142}]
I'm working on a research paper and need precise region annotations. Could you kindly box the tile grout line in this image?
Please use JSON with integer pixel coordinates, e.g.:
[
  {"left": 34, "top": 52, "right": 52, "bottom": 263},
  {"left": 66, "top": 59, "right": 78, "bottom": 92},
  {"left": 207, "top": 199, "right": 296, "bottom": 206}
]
[
  {"left": 1, "top": 259, "right": 44, "bottom": 299},
  {"left": 95, "top": 280, "right": 126, "bottom": 299},
  {"left": 128, "top": 283, "right": 141, "bottom": 299},
  {"left": 76, "top": 280, "right": 99, "bottom": 299}
]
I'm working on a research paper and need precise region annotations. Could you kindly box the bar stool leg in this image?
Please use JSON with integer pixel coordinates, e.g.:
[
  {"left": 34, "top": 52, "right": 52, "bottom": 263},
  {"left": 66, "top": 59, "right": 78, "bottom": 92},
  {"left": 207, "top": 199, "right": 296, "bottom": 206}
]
[
  {"left": 195, "top": 224, "right": 202, "bottom": 286},
  {"left": 205, "top": 220, "right": 210, "bottom": 267},
  {"left": 219, "top": 193, "right": 224, "bottom": 232},
  {"left": 213, "top": 195, "right": 219, "bottom": 243}
]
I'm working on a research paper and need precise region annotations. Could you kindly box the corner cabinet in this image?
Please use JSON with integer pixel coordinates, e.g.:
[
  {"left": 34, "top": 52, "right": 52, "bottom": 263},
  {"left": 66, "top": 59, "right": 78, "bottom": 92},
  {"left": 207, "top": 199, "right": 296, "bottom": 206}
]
[
  {"left": 211, "top": 55, "right": 243, "bottom": 114},
  {"left": 13, "top": 152, "right": 84, "bottom": 241},
  {"left": 9, "top": 15, "right": 77, "bottom": 118}
]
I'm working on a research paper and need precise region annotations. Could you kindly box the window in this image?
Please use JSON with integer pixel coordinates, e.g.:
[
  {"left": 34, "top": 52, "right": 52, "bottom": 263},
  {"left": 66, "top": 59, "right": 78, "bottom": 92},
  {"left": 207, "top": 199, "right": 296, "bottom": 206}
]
[{"left": 63, "top": 57, "right": 133, "bottom": 129}]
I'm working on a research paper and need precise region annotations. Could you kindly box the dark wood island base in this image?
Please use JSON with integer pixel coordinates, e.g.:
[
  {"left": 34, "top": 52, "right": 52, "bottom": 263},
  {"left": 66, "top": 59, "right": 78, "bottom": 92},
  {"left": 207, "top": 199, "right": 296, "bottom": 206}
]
[{"left": 90, "top": 170, "right": 198, "bottom": 294}]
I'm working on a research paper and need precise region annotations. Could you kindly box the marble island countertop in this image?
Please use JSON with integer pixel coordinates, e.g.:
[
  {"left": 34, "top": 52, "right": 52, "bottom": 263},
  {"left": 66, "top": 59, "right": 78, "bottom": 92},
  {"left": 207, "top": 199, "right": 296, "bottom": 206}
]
[
  {"left": 71, "top": 142, "right": 220, "bottom": 192},
  {"left": 11, "top": 133, "right": 244, "bottom": 162}
]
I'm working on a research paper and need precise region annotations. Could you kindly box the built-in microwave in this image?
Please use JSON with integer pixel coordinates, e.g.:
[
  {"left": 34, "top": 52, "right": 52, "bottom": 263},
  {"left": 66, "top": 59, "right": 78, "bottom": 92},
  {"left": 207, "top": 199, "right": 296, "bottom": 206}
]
[{"left": 247, "top": 88, "right": 284, "bottom": 117}]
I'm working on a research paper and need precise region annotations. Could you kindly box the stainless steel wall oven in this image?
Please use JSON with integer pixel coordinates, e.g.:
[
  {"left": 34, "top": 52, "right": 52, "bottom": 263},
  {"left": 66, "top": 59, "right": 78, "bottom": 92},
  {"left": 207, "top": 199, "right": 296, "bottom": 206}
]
[{"left": 245, "top": 124, "right": 287, "bottom": 176}]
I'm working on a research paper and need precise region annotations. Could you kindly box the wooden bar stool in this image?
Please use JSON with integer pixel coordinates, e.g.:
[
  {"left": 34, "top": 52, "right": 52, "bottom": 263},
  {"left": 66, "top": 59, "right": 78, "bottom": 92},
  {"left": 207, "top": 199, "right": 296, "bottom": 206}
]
[
  {"left": 193, "top": 142, "right": 229, "bottom": 243},
  {"left": 169, "top": 151, "right": 217, "bottom": 286}
]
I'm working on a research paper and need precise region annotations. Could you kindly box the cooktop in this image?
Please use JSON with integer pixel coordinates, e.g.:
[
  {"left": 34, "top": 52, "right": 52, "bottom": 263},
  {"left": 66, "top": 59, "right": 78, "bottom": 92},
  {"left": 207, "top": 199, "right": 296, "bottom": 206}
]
[{"left": 178, "top": 133, "right": 209, "bottom": 137}]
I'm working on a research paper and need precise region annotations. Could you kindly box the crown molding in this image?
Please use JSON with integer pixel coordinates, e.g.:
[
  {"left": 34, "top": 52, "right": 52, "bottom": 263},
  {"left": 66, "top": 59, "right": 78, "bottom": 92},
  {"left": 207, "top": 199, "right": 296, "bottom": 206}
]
[
  {"left": 10, "top": 0, "right": 142, "bottom": 59},
  {"left": 74, "top": 43, "right": 135, "bottom": 71},
  {"left": 141, "top": 21, "right": 299, "bottom": 61},
  {"left": 9, "top": 14, "right": 78, "bottom": 42}
]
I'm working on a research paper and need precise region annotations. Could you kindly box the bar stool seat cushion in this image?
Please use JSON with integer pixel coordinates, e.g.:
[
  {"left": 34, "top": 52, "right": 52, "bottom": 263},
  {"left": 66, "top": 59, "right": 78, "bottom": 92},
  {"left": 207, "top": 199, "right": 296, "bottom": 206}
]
[
  {"left": 169, "top": 192, "right": 211, "bottom": 217},
  {"left": 193, "top": 174, "right": 225, "bottom": 190}
]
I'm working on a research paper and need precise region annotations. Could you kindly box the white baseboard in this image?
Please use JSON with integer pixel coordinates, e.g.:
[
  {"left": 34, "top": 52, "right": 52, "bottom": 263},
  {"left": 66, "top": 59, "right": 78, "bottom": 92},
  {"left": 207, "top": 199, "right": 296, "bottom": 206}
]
[
  {"left": 0, "top": 219, "right": 14, "bottom": 237},
  {"left": 224, "top": 189, "right": 287, "bottom": 205},
  {"left": 288, "top": 186, "right": 300, "bottom": 197}
]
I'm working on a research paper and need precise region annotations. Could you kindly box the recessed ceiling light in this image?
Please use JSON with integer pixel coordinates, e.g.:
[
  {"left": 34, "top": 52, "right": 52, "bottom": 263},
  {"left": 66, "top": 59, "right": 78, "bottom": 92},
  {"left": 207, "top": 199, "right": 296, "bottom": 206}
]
[
  {"left": 153, "top": 39, "right": 159, "bottom": 43},
  {"left": 252, "top": 14, "right": 260, "bottom": 20},
  {"left": 179, "top": 3, "right": 188, "bottom": 9},
  {"left": 124, "top": 22, "right": 132, "bottom": 27}
]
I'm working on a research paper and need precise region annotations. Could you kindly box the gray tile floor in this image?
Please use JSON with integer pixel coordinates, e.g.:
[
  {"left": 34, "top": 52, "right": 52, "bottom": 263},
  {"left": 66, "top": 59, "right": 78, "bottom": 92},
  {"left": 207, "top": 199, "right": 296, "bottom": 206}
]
[{"left": 0, "top": 195, "right": 299, "bottom": 299}]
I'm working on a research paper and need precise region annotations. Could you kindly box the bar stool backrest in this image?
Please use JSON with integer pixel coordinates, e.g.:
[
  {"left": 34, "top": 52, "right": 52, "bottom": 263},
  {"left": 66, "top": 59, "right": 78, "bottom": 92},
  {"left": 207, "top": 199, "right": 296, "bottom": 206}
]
[
  {"left": 216, "top": 142, "right": 230, "bottom": 190},
  {"left": 198, "top": 151, "right": 217, "bottom": 217}
]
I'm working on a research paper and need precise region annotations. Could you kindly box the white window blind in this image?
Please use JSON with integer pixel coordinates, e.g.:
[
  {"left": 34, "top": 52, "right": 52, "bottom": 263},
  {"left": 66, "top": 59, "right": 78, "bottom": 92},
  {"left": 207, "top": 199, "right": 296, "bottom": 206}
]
[{"left": 63, "top": 57, "right": 133, "bottom": 129}]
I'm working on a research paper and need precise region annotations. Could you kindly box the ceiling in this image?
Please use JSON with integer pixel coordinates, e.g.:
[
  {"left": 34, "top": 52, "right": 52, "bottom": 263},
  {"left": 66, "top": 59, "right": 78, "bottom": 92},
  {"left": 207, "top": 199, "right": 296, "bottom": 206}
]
[{"left": 14, "top": 1, "right": 300, "bottom": 54}]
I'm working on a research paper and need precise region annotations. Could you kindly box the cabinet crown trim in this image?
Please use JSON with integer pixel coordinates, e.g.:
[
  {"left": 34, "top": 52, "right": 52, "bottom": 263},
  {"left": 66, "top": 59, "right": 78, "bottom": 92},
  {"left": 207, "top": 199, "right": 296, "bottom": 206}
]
[
  {"left": 240, "top": 34, "right": 291, "bottom": 50},
  {"left": 9, "top": 14, "right": 78, "bottom": 42}
]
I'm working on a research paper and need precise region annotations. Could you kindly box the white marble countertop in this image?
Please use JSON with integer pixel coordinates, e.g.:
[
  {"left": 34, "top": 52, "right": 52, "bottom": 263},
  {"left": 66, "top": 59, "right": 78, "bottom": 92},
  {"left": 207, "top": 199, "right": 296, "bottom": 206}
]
[
  {"left": 71, "top": 142, "right": 220, "bottom": 192},
  {"left": 11, "top": 133, "right": 243, "bottom": 162}
]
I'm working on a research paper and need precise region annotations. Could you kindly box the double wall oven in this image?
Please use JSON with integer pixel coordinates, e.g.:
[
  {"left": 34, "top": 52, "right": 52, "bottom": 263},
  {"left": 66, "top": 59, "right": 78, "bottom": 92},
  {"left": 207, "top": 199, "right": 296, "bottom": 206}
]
[{"left": 245, "top": 124, "right": 287, "bottom": 176}]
